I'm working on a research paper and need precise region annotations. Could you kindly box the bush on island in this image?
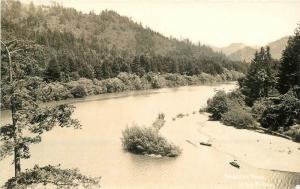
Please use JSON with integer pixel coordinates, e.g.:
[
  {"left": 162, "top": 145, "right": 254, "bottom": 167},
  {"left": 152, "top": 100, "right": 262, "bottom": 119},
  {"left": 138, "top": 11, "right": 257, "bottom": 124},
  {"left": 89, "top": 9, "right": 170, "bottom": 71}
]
[{"left": 121, "top": 125, "right": 181, "bottom": 157}]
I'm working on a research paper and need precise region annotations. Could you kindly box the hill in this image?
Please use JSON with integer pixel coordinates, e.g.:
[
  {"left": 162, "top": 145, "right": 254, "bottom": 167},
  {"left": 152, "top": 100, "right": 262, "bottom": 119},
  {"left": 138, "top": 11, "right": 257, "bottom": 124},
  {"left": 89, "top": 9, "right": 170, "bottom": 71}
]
[
  {"left": 212, "top": 43, "right": 248, "bottom": 55},
  {"left": 1, "top": 0, "right": 247, "bottom": 82},
  {"left": 228, "top": 46, "right": 257, "bottom": 62},
  {"left": 227, "top": 37, "right": 289, "bottom": 62},
  {"left": 267, "top": 36, "right": 289, "bottom": 59}
]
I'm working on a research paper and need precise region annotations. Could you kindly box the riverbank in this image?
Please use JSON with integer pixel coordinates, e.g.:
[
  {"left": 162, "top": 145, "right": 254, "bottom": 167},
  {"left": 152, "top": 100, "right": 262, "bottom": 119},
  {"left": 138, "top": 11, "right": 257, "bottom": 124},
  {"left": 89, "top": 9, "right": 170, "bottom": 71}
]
[
  {"left": 162, "top": 112, "right": 300, "bottom": 173},
  {"left": 1, "top": 71, "right": 243, "bottom": 110}
]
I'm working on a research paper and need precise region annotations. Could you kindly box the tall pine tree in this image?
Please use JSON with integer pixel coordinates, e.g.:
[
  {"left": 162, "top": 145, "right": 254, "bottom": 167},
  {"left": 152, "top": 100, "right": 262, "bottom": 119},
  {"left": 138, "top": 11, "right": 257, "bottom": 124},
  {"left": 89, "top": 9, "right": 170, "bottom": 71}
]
[
  {"left": 240, "top": 47, "right": 276, "bottom": 105},
  {"left": 278, "top": 26, "right": 300, "bottom": 97}
]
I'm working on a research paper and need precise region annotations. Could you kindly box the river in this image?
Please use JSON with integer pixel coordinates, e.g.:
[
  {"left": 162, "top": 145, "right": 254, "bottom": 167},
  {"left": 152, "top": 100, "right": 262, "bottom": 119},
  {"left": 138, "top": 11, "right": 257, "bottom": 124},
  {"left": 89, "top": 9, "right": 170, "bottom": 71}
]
[{"left": 0, "top": 82, "right": 299, "bottom": 189}]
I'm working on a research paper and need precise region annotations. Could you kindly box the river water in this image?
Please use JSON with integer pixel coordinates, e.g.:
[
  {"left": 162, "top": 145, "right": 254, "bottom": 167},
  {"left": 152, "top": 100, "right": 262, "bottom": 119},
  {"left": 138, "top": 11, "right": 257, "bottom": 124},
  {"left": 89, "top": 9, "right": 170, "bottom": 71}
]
[{"left": 0, "top": 83, "right": 299, "bottom": 189}]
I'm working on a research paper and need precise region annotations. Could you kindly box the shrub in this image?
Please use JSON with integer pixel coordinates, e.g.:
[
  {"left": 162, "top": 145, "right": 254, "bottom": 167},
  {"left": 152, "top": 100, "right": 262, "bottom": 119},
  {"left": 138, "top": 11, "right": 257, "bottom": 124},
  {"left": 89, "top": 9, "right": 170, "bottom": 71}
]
[
  {"left": 176, "top": 113, "right": 185, "bottom": 118},
  {"left": 76, "top": 78, "right": 95, "bottom": 95},
  {"left": 41, "top": 82, "right": 72, "bottom": 101},
  {"left": 121, "top": 125, "right": 181, "bottom": 157},
  {"left": 152, "top": 113, "right": 166, "bottom": 130},
  {"left": 226, "top": 89, "right": 245, "bottom": 106},
  {"left": 260, "top": 93, "right": 300, "bottom": 131},
  {"left": 284, "top": 125, "right": 300, "bottom": 142},
  {"left": 206, "top": 90, "right": 246, "bottom": 120},
  {"left": 251, "top": 98, "right": 273, "bottom": 121},
  {"left": 117, "top": 72, "right": 143, "bottom": 90},
  {"left": 103, "top": 78, "right": 125, "bottom": 93},
  {"left": 206, "top": 91, "right": 229, "bottom": 120},
  {"left": 221, "top": 105, "right": 256, "bottom": 129},
  {"left": 206, "top": 89, "right": 256, "bottom": 129},
  {"left": 144, "top": 72, "right": 166, "bottom": 89},
  {"left": 71, "top": 85, "right": 87, "bottom": 98}
]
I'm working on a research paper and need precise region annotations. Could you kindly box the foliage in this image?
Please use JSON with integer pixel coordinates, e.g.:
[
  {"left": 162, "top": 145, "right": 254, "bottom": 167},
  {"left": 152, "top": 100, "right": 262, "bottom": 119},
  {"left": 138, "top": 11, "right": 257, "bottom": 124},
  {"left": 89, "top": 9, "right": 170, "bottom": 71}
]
[
  {"left": 152, "top": 113, "right": 166, "bottom": 130},
  {"left": 221, "top": 105, "right": 256, "bottom": 129},
  {"left": 4, "top": 165, "right": 100, "bottom": 189},
  {"left": 70, "top": 85, "right": 88, "bottom": 98},
  {"left": 251, "top": 98, "right": 273, "bottom": 121},
  {"left": 0, "top": 39, "right": 99, "bottom": 188},
  {"left": 1, "top": 0, "right": 247, "bottom": 84},
  {"left": 206, "top": 89, "right": 253, "bottom": 128},
  {"left": 121, "top": 125, "right": 181, "bottom": 157},
  {"left": 1, "top": 71, "right": 243, "bottom": 110},
  {"left": 205, "top": 26, "right": 300, "bottom": 137},
  {"left": 259, "top": 93, "right": 300, "bottom": 131},
  {"left": 239, "top": 47, "right": 279, "bottom": 106},
  {"left": 206, "top": 91, "right": 229, "bottom": 120},
  {"left": 284, "top": 125, "right": 300, "bottom": 142},
  {"left": 277, "top": 26, "right": 300, "bottom": 97},
  {"left": 45, "top": 58, "right": 61, "bottom": 82}
]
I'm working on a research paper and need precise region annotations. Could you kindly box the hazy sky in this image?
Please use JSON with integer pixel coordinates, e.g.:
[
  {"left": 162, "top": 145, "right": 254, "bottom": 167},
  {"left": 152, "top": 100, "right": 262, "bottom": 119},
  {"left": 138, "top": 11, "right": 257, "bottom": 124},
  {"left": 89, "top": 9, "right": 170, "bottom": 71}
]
[{"left": 21, "top": 0, "right": 300, "bottom": 47}]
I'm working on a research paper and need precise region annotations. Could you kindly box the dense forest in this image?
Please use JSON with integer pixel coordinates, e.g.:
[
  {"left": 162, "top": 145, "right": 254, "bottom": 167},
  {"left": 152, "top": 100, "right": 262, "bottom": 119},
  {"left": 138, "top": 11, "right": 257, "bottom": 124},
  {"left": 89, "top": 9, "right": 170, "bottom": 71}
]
[
  {"left": 1, "top": 0, "right": 248, "bottom": 109},
  {"left": 1, "top": 0, "right": 247, "bottom": 80}
]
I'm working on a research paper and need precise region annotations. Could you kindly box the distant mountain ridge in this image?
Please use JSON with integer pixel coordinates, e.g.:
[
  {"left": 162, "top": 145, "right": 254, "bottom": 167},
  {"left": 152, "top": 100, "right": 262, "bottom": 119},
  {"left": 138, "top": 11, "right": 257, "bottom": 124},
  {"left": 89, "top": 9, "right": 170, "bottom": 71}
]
[
  {"left": 212, "top": 43, "right": 247, "bottom": 55},
  {"left": 213, "top": 37, "right": 290, "bottom": 62}
]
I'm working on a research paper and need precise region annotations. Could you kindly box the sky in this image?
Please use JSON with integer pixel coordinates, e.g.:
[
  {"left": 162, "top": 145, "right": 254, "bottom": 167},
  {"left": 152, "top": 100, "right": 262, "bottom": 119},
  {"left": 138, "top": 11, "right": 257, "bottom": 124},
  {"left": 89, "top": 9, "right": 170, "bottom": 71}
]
[{"left": 20, "top": 0, "right": 300, "bottom": 47}]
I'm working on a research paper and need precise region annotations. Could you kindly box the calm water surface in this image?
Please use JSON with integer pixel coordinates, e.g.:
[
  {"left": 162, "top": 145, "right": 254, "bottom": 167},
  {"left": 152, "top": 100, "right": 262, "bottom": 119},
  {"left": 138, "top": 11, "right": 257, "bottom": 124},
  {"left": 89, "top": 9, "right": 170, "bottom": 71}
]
[{"left": 1, "top": 83, "right": 299, "bottom": 189}]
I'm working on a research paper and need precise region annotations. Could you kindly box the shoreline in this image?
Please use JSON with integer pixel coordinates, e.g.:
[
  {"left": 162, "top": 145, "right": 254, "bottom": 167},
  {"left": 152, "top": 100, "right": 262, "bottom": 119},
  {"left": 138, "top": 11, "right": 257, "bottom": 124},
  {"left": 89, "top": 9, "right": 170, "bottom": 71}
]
[
  {"left": 162, "top": 112, "right": 300, "bottom": 173},
  {"left": 1, "top": 81, "right": 236, "bottom": 114},
  {"left": 197, "top": 113, "right": 300, "bottom": 173}
]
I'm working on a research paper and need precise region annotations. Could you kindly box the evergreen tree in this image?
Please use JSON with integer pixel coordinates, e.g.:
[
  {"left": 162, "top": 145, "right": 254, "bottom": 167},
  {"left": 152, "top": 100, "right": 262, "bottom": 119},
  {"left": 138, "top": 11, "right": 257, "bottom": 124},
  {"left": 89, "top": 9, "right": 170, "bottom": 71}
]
[
  {"left": 278, "top": 26, "right": 300, "bottom": 97},
  {"left": 240, "top": 47, "right": 276, "bottom": 105},
  {"left": 45, "top": 57, "right": 61, "bottom": 81},
  {"left": 131, "top": 56, "right": 145, "bottom": 76},
  {"left": 100, "top": 61, "right": 112, "bottom": 79}
]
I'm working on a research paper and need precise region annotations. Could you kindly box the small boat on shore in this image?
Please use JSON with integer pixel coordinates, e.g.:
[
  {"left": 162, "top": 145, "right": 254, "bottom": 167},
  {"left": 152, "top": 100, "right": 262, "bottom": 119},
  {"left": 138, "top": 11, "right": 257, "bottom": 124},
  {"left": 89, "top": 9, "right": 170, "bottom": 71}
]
[
  {"left": 200, "top": 142, "right": 212, "bottom": 147},
  {"left": 230, "top": 161, "right": 240, "bottom": 168}
]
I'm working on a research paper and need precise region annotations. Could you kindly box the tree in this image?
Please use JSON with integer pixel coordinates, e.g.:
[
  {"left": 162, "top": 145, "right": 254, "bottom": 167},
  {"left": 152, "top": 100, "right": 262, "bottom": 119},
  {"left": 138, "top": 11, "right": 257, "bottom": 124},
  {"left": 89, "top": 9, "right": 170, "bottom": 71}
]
[
  {"left": 45, "top": 57, "right": 61, "bottom": 81},
  {"left": 278, "top": 26, "right": 300, "bottom": 97},
  {"left": 100, "top": 61, "right": 112, "bottom": 79},
  {"left": 131, "top": 56, "right": 145, "bottom": 76},
  {"left": 0, "top": 40, "right": 99, "bottom": 188},
  {"left": 259, "top": 93, "right": 300, "bottom": 131},
  {"left": 206, "top": 91, "right": 229, "bottom": 120},
  {"left": 240, "top": 47, "right": 277, "bottom": 106},
  {"left": 1, "top": 0, "right": 248, "bottom": 84}
]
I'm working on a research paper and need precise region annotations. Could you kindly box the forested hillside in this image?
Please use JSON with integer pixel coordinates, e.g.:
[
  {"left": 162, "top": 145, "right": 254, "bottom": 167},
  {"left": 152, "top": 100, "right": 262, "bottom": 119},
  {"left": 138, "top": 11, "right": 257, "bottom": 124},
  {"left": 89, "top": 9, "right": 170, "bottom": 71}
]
[
  {"left": 1, "top": 0, "right": 247, "bottom": 81},
  {"left": 1, "top": 0, "right": 248, "bottom": 110}
]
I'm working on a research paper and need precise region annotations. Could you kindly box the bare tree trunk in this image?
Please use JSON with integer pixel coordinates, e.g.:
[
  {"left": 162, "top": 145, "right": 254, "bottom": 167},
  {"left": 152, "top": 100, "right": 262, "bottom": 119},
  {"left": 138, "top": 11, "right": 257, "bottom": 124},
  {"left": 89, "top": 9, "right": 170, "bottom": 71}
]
[{"left": 1, "top": 40, "right": 21, "bottom": 177}]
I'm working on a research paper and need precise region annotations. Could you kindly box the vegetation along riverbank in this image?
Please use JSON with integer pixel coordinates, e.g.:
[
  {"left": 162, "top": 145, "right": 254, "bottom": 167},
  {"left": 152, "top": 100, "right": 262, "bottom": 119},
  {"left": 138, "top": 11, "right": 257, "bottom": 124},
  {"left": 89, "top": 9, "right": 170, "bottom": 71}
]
[{"left": 204, "top": 27, "right": 300, "bottom": 142}]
